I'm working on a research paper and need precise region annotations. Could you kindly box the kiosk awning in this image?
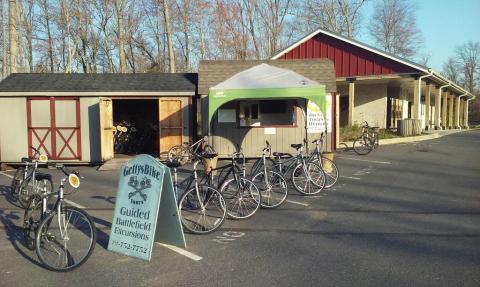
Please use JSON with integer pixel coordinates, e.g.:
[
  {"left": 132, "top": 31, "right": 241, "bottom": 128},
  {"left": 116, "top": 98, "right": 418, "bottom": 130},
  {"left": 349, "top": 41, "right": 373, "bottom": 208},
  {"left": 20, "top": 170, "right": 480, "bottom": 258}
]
[{"left": 207, "top": 64, "right": 326, "bottom": 126}]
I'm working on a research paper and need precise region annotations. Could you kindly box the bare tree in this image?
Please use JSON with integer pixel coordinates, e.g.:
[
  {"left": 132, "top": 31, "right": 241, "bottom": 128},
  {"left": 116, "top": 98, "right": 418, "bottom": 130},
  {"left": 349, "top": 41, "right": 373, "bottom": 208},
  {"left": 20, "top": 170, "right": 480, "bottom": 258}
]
[
  {"left": 456, "top": 41, "right": 480, "bottom": 93},
  {"left": 368, "top": 0, "right": 423, "bottom": 58},
  {"left": 442, "top": 57, "right": 460, "bottom": 83},
  {"left": 163, "top": 0, "right": 175, "bottom": 72},
  {"left": 2, "top": 0, "right": 7, "bottom": 77},
  {"left": 9, "top": 0, "right": 16, "bottom": 73},
  {"left": 298, "top": 0, "right": 366, "bottom": 38},
  {"left": 113, "top": 0, "right": 127, "bottom": 73}
]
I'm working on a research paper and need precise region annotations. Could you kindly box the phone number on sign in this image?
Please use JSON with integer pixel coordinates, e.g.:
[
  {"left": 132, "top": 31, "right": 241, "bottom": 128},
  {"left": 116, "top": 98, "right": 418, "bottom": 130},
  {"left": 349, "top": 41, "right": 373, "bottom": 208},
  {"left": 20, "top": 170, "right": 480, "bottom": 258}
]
[{"left": 110, "top": 240, "right": 148, "bottom": 254}]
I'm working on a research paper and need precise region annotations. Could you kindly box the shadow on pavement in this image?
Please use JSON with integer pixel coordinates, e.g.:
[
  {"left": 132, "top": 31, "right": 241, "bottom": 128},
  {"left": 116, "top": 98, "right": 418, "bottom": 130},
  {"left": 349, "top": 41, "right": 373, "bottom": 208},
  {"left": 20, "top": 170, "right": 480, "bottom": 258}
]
[
  {"left": 0, "top": 184, "right": 23, "bottom": 208},
  {"left": 91, "top": 216, "right": 112, "bottom": 250},
  {"left": 91, "top": 195, "right": 116, "bottom": 205},
  {"left": 0, "top": 208, "right": 44, "bottom": 268}
]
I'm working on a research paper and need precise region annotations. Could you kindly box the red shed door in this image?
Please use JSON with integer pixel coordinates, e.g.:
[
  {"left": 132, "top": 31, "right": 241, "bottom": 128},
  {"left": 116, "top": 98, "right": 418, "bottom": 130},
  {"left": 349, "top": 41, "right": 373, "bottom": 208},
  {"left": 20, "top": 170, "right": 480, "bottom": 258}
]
[{"left": 27, "top": 97, "right": 81, "bottom": 160}]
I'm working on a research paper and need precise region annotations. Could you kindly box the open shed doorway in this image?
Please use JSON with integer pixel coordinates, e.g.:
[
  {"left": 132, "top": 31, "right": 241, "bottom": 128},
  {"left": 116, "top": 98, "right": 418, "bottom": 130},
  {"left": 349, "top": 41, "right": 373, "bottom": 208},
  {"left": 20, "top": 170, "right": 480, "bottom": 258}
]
[{"left": 112, "top": 99, "right": 159, "bottom": 157}]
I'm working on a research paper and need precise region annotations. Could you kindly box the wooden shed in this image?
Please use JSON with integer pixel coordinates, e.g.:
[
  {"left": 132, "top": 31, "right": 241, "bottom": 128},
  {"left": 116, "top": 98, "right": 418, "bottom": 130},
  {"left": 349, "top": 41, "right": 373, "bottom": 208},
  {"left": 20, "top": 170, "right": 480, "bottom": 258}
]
[
  {"left": 0, "top": 73, "right": 197, "bottom": 164},
  {"left": 198, "top": 60, "right": 337, "bottom": 157}
]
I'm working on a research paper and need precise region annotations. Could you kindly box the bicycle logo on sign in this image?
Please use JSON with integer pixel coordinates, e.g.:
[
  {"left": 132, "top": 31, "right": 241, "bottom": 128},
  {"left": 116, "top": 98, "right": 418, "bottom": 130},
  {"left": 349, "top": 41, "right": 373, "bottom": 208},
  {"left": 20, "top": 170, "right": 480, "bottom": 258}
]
[{"left": 127, "top": 176, "right": 151, "bottom": 205}]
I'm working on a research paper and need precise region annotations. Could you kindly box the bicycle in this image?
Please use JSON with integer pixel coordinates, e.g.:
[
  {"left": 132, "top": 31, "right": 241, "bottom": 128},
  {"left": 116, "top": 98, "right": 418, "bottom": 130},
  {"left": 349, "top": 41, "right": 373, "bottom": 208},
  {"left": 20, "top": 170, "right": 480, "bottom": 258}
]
[
  {"left": 209, "top": 148, "right": 261, "bottom": 220},
  {"left": 167, "top": 153, "right": 227, "bottom": 234},
  {"left": 168, "top": 136, "right": 213, "bottom": 165},
  {"left": 11, "top": 146, "right": 53, "bottom": 208},
  {"left": 306, "top": 133, "right": 339, "bottom": 189},
  {"left": 270, "top": 142, "right": 326, "bottom": 195},
  {"left": 249, "top": 141, "right": 288, "bottom": 208},
  {"left": 23, "top": 164, "right": 96, "bottom": 272},
  {"left": 353, "top": 121, "right": 379, "bottom": 155}
]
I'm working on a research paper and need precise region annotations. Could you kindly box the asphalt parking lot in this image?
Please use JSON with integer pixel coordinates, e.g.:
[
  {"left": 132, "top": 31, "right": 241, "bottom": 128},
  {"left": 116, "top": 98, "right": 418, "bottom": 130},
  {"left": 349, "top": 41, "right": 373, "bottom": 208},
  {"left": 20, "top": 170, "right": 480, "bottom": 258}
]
[{"left": 0, "top": 130, "right": 479, "bottom": 287}]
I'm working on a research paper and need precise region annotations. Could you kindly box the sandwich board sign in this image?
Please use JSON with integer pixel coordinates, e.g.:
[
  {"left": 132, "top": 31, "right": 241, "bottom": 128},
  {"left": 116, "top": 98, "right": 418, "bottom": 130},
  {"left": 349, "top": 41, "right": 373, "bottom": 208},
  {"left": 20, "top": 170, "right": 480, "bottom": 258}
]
[{"left": 108, "top": 154, "right": 186, "bottom": 261}]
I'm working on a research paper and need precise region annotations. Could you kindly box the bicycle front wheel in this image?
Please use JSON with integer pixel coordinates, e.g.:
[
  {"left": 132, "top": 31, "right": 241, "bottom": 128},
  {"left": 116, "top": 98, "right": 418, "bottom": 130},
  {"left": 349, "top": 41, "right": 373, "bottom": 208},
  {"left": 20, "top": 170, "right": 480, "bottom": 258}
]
[
  {"left": 221, "top": 177, "right": 261, "bottom": 220},
  {"left": 18, "top": 178, "right": 53, "bottom": 208},
  {"left": 353, "top": 137, "right": 373, "bottom": 155},
  {"left": 35, "top": 206, "right": 96, "bottom": 272},
  {"left": 292, "top": 162, "right": 326, "bottom": 195},
  {"left": 252, "top": 171, "right": 288, "bottom": 208},
  {"left": 178, "top": 185, "right": 226, "bottom": 234},
  {"left": 11, "top": 167, "right": 25, "bottom": 199}
]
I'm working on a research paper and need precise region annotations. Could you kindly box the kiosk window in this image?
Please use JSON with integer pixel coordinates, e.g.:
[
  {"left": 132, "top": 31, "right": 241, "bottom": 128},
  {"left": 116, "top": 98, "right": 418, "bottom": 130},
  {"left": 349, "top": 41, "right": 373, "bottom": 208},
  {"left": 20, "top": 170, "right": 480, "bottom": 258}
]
[{"left": 239, "top": 100, "right": 295, "bottom": 127}]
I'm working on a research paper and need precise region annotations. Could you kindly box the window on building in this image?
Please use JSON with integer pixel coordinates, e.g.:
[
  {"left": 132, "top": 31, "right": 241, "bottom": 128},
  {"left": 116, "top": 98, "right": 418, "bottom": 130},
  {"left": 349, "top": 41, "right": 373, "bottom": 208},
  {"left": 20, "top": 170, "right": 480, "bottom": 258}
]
[{"left": 238, "top": 100, "right": 295, "bottom": 127}]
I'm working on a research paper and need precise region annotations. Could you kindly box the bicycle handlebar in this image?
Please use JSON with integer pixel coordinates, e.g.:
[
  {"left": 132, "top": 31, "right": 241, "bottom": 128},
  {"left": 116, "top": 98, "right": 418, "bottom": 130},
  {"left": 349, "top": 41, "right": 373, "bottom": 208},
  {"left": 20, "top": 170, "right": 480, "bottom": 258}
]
[{"left": 48, "top": 162, "right": 80, "bottom": 177}]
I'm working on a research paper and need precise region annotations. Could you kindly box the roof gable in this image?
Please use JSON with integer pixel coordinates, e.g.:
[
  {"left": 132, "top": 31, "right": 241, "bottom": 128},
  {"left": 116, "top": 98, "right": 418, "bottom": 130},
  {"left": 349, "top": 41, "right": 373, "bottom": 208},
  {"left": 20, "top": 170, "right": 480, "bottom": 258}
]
[{"left": 271, "top": 28, "right": 426, "bottom": 78}]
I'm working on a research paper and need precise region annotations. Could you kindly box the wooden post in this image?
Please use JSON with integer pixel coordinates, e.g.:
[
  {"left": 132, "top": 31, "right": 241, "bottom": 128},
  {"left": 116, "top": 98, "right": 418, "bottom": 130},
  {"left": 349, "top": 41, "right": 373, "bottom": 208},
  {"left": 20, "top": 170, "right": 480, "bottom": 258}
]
[
  {"left": 335, "top": 93, "right": 340, "bottom": 148},
  {"left": 434, "top": 86, "right": 441, "bottom": 129},
  {"left": 348, "top": 80, "right": 355, "bottom": 126},
  {"left": 441, "top": 91, "right": 448, "bottom": 129},
  {"left": 412, "top": 79, "right": 420, "bottom": 119},
  {"left": 455, "top": 96, "right": 460, "bottom": 128},
  {"left": 465, "top": 100, "right": 469, "bottom": 128},
  {"left": 425, "top": 83, "right": 431, "bottom": 129},
  {"left": 448, "top": 94, "right": 454, "bottom": 129}
]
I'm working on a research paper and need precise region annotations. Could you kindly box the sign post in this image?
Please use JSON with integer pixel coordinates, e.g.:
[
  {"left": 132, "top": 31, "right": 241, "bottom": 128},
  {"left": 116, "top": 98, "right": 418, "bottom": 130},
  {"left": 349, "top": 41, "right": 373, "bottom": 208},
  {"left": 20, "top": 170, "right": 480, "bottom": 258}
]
[{"left": 108, "top": 154, "right": 186, "bottom": 261}]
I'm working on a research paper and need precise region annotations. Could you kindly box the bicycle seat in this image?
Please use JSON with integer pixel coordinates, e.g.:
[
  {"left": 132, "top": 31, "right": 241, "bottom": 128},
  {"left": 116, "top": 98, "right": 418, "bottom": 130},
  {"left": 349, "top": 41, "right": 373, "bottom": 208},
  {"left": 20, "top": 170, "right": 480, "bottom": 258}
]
[
  {"left": 35, "top": 172, "right": 52, "bottom": 181},
  {"left": 21, "top": 157, "right": 32, "bottom": 163},
  {"left": 291, "top": 144, "right": 303, "bottom": 150},
  {"left": 165, "top": 160, "right": 182, "bottom": 168},
  {"left": 273, "top": 152, "right": 292, "bottom": 158},
  {"left": 201, "top": 152, "right": 218, "bottom": 159}
]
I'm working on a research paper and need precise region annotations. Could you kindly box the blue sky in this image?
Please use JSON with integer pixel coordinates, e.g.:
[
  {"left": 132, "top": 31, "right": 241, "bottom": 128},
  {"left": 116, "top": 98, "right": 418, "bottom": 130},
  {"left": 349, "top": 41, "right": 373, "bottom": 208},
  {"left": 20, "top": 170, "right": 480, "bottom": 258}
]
[{"left": 358, "top": 0, "right": 480, "bottom": 71}]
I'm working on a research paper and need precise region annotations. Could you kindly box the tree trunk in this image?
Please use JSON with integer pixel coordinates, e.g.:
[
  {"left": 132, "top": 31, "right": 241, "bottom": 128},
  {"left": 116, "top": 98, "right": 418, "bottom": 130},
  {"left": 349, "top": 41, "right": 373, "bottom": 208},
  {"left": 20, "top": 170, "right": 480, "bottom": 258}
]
[
  {"left": 163, "top": 0, "right": 175, "bottom": 73},
  {"left": 9, "top": 0, "right": 16, "bottom": 74},
  {"left": 2, "top": 0, "right": 7, "bottom": 77},
  {"left": 114, "top": 0, "right": 127, "bottom": 73}
]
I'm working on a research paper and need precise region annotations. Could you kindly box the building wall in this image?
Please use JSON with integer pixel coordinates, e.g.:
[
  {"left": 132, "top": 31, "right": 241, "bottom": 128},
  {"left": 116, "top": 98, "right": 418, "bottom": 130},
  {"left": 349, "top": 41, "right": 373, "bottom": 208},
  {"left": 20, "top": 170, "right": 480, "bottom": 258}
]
[
  {"left": 0, "top": 98, "right": 28, "bottom": 162},
  {"left": 211, "top": 101, "right": 333, "bottom": 157},
  {"left": 338, "top": 83, "right": 388, "bottom": 128}
]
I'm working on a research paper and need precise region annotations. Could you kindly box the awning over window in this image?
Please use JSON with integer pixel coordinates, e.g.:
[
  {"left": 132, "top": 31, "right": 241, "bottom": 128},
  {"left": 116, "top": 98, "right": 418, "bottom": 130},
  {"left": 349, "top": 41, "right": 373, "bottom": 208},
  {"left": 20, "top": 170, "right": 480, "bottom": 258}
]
[{"left": 207, "top": 63, "right": 326, "bottom": 126}]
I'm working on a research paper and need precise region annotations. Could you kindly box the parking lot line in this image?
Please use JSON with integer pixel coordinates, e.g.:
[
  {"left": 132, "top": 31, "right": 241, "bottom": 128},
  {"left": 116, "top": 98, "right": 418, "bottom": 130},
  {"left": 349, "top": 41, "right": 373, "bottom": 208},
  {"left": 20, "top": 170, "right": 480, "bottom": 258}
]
[
  {"left": 336, "top": 156, "right": 392, "bottom": 165},
  {"left": 0, "top": 171, "right": 86, "bottom": 209},
  {"left": 340, "top": 176, "right": 361, "bottom": 180},
  {"left": 285, "top": 199, "right": 309, "bottom": 206},
  {"left": 156, "top": 243, "right": 203, "bottom": 261}
]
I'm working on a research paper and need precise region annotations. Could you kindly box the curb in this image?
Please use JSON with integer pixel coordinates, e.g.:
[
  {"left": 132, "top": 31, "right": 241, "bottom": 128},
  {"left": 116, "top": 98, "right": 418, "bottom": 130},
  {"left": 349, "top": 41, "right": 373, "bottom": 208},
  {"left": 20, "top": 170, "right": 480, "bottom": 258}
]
[{"left": 341, "top": 128, "right": 479, "bottom": 147}]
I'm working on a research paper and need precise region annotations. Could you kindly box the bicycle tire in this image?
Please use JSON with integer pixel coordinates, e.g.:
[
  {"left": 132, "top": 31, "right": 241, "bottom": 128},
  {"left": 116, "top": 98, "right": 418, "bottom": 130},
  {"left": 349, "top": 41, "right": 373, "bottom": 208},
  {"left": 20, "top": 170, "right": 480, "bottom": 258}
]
[
  {"left": 18, "top": 178, "right": 54, "bottom": 208},
  {"left": 220, "top": 177, "right": 261, "bottom": 220},
  {"left": 35, "top": 206, "right": 96, "bottom": 272},
  {"left": 23, "top": 193, "right": 43, "bottom": 250},
  {"left": 251, "top": 170, "right": 288, "bottom": 208},
  {"left": 168, "top": 145, "right": 190, "bottom": 165},
  {"left": 312, "top": 157, "right": 339, "bottom": 189},
  {"left": 292, "top": 162, "right": 326, "bottom": 195},
  {"left": 178, "top": 185, "right": 226, "bottom": 235},
  {"left": 353, "top": 137, "right": 373, "bottom": 155},
  {"left": 11, "top": 166, "right": 25, "bottom": 188}
]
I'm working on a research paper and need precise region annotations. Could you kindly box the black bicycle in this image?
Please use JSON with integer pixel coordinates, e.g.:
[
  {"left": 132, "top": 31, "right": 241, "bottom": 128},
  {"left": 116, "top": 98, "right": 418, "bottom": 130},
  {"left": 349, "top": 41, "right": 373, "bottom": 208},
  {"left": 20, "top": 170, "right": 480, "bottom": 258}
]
[
  {"left": 353, "top": 121, "right": 379, "bottom": 155},
  {"left": 306, "top": 134, "right": 339, "bottom": 189}
]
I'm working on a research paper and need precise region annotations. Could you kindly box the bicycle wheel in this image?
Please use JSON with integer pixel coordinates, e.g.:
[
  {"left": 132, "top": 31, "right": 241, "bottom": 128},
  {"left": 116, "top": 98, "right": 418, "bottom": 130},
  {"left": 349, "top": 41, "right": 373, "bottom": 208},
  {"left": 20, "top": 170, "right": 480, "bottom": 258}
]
[
  {"left": 178, "top": 185, "right": 226, "bottom": 234},
  {"left": 252, "top": 170, "right": 288, "bottom": 208},
  {"left": 168, "top": 145, "right": 190, "bottom": 165},
  {"left": 23, "top": 193, "right": 43, "bottom": 249},
  {"left": 11, "top": 166, "right": 25, "bottom": 188},
  {"left": 221, "top": 177, "right": 261, "bottom": 220},
  {"left": 353, "top": 136, "right": 373, "bottom": 155},
  {"left": 18, "top": 178, "right": 53, "bottom": 208},
  {"left": 312, "top": 157, "right": 339, "bottom": 189},
  {"left": 35, "top": 206, "right": 96, "bottom": 272},
  {"left": 292, "top": 162, "right": 326, "bottom": 195}
]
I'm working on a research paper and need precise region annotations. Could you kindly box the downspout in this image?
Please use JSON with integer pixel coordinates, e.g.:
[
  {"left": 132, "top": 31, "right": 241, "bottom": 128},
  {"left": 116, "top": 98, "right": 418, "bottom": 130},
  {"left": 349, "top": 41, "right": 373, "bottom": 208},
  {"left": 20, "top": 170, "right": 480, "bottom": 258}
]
[
  {"left": 465, "top": 96, "right": 475, "bottom": 129},
  {"left": 457, "top": 93, "right": 468, "bottom": 129}
]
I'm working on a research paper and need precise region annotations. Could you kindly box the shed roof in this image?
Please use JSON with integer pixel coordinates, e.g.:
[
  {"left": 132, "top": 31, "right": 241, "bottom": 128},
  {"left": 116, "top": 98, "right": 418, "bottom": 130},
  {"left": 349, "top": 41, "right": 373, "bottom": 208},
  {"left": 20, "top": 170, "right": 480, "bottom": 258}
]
[
  {"left": 198, "top": 59, "right": 336, "bottom": 95},
  {"left": 0, "top": 73, "right": 197, "bottom": 93}
]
